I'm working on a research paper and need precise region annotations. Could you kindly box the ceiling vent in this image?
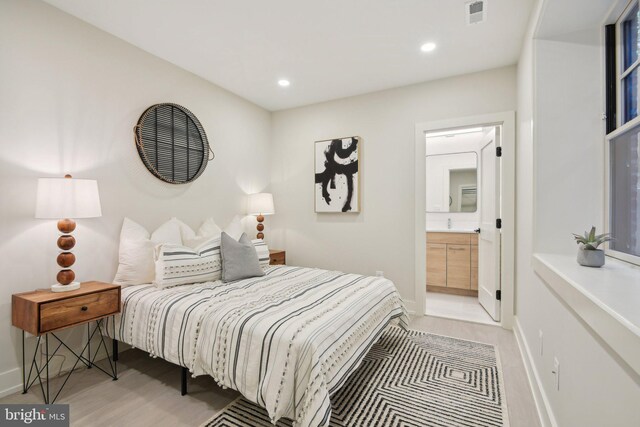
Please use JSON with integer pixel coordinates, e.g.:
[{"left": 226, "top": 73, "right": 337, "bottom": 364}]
[{"left": 466, "top": 0, "right": 486, "bottom": 25}]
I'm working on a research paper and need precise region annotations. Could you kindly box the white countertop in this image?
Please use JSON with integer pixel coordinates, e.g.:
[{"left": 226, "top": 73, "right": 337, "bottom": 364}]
[{"left": 533, "top": 253, "right": 640, "bottom": 375}]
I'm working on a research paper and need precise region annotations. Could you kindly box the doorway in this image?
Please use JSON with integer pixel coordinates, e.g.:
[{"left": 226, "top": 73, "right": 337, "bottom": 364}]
[{"left": 414, "top": 112, "right": 515, "bottom": 329}]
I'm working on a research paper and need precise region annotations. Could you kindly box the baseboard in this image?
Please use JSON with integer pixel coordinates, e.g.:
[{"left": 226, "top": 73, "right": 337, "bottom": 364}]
[
  {"left": 513, "top": 317, "right": 557, "bottom": 427},
  {"left": 426, "top": 285, "right": 478, "bottom": 297},
  {"left": 402, "top": 299, "right": 418, "bottom": 315},
  {"left": 0, "top": 367, "right": 23, "bottom": 399}
]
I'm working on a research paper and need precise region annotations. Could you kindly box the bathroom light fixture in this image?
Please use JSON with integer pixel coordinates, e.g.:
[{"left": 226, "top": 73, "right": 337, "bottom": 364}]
[
  {"left": 278, "top": 79, "right": 291, "bottom": 87},
  {"left": 420, "top": 42, "right": 437, "bottom": 53},
  {"left": 426, "top": 127, "right": 484, "bottom": 138}
]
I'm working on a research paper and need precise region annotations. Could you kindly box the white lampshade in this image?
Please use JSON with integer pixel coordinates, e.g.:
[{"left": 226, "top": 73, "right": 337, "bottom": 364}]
[
  {"left": 247, "top": 193, "right": 275, "bottom": 216},
  {"left": 35, "top": 177, "right": 102, "bottom": 219}
]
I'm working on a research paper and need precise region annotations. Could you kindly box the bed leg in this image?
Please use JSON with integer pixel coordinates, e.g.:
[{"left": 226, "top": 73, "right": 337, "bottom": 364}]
[
  {"left": 112, "top": 339, "right": 119, "bottom": 362},
  {"left": 181, "top": 366, "right": 188, "bottom": 396}
]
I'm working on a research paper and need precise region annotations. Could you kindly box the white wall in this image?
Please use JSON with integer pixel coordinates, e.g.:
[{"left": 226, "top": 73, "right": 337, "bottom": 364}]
[
  {"left": 270, "top": 66, "right": 517, "bottom": 312},
  {"left": 0, "top": 0, "right": 271, "bottom": 395},
  {"left": 534, "top": 33, "right": 604, "bottom": 254},
  {"left": 515, "top": 1, "right": 640, "bottom": 425}
]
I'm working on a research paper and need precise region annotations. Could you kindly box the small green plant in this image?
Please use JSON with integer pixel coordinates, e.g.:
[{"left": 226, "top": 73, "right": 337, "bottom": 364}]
[{"left": 572, "top": 226, "right": 612, "bottom": 250}]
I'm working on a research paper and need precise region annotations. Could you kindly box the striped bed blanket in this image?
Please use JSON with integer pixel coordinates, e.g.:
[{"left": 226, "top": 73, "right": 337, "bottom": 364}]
[{"left": 105, "top": 265, "right": 408, "bottom": 427}]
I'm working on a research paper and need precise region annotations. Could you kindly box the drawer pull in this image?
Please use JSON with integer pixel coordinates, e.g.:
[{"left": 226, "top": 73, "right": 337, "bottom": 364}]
[{"left": 81, "top": 306, "right": 88, "bottom": 311}]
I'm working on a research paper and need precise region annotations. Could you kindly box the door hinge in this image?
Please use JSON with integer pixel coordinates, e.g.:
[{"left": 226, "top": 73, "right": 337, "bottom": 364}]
[
  {"left": 496, "top": 218, "right": 502, "bottom": 229},
  {"left": 496, "top": 290, "right": 502, "bottom": 300},
  {"left": 496, "top": 146, "right": 502, "bottom": 157}
]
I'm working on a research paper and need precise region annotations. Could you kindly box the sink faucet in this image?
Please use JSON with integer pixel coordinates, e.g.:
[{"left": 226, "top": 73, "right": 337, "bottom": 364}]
[{"left": 447, "top": 218, "right": 452, "bottom": 230}]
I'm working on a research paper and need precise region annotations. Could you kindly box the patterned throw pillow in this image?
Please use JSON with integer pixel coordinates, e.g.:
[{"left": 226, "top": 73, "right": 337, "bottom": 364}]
[
  {"left": 154, "top": 236, "right": 222, "bottom": 289},
  {"left": 251, "top": 238, "right": 270, "bottom": 268}
]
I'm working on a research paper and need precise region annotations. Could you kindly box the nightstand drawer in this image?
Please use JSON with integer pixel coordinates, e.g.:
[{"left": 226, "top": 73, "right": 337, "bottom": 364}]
[
  {"left": 40, "top": 289, "right": 119, "bottom": 333},
  {"left": 269, "top": 249, "right": 286, "bottom": 265}
]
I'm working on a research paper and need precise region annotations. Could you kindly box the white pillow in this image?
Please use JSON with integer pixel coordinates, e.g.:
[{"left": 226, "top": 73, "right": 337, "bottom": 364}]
[
  {"left": 172, "top": 217, "right": 196, "bottom": 243},
  {"left": 113, "top": 218, "right": 182, "bottom": 287},
  {"left": 114, "top": 239, "right": 156, "bottom": 286},
  {"left": 154, "top": 236, "right": 222, "bottom": 288},
  {"left": 223, "top": 215, "right": 244, "bottom": 241},
  {"left": 199, "top": 217, "right": 222, "bottom": 237},
  {"left": 181, "top": 217, "right": 222, "bottom": 248}
]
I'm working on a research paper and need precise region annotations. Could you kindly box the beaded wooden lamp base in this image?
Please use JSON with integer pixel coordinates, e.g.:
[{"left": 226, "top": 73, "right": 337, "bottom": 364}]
[
  {"left": 256, "top": 214, "right": 265, "bottom": 240},
  {"left": 52, "top": 218, "right": 80, "bottom": 292}
]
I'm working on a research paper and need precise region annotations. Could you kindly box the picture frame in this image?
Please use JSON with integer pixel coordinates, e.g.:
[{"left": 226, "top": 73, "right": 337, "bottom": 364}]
[{"left": 314, "top": 136, "right": 361, "bottom": 213}]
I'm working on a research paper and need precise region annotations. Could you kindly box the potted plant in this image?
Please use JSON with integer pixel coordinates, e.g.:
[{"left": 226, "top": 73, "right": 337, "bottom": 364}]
[{"left": 572, "top": 226, "right": 612, "bottom": 268}]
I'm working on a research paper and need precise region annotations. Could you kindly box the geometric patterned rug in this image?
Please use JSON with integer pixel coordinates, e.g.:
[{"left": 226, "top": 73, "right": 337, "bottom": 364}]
[{"left": 202, "top": 326, "right": 509, "bottom": 427}]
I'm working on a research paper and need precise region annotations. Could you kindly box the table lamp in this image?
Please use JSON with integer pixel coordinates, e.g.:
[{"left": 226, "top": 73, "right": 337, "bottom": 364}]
[
  {"left": 247, "top": 193, "right": 275, "bottom": 239},
  {"left": 35, "top": 174, "right": 102, "bottom": 292}
]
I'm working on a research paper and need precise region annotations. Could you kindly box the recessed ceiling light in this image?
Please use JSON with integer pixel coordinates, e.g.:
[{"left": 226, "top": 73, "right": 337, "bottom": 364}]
[
  {"left": 278, "top": 79, "right": 290, "bottom": 87},
  {"left": 420, "top": 42, "right": 437, "bottom": 53}
]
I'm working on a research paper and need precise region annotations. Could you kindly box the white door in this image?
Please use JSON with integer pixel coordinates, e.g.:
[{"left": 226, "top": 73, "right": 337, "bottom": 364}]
[{"left": 478, "top": 127, "right": 501, "bottom": 321}]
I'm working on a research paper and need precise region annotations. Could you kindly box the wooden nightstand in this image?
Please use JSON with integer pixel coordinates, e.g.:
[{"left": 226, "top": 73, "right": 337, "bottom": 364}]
[
  {"left": 12, "top": 281, "right": 121, "bottom": 403},
  {"left": 269, "top": 249, "right": 286, "bottom": 265}
]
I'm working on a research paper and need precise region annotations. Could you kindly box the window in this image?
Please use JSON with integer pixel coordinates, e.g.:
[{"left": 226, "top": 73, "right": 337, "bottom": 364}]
[
  {"left": 622, "top": 2, "right": 640, "bottom": 123},
  {"left": 609, "top": 128, "right": 640, "bottom": 259},
  {"left": 607, "top": 1, "right": 640, "bottom": 265}
]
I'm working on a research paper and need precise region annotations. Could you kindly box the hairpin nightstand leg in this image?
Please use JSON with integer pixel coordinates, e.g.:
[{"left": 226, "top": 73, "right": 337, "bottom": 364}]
[
  {"left": 112, "top": 338, "right": 118, "bottom": 380},
  {"left": 45, "top": 334, "right": 49, "bottom": 404},
  {"left": 22, "top": 330, "right": 26, "bottom": 394},
  {"left": 87, "top": 323, "right": 92, "bottom": 369},
  {"left": 112, "top": 316, "right": 119, "bottom": 363},
  {"left": 112, "top": 316, "right": 118, "bottom": 380}
]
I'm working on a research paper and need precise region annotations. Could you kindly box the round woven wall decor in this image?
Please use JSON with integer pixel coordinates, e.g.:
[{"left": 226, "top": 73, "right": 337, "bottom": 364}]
[{"left": 134, "top": 103, "right": 213, "bottom": 184}]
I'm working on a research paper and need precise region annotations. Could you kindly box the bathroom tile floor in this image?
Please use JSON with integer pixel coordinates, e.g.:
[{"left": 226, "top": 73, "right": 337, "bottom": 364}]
[{"left": 425, "top": 291, "right": 499, "bottom": 325}]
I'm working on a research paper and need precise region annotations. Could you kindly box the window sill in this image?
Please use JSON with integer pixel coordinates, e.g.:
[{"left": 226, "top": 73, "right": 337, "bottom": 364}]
[{"left": 533, "top": 253, "right": 640, "bottom": 375}]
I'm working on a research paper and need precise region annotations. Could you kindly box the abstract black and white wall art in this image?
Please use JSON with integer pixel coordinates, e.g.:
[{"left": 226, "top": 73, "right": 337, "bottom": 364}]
[{"left": 314, "top": 137, "right": 360, "bottom": 213}]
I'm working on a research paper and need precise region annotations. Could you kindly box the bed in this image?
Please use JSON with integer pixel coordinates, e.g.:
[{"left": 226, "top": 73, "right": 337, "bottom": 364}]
[{"left": 104, "top": 265, "right": 408, "bottom": 427}]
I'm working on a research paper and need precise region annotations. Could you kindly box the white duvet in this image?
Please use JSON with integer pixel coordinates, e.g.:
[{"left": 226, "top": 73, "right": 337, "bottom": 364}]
[{"left": 105, "top": 265, "right": 408, "bottom": 426}]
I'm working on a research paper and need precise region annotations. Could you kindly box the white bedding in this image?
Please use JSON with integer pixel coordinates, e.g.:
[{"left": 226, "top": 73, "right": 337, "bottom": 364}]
[{"left": 105, "top": 265, "right": 408, "bottom": 427}]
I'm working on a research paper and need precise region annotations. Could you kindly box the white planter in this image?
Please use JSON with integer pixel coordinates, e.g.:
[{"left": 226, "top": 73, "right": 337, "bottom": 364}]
[{"left": 577, "top": 248, "right": 605, "bottom": 268}]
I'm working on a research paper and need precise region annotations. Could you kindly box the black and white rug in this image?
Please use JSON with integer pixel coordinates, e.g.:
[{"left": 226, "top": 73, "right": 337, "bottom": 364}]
[{"left": 203, "top": 327, "right": 509, "bottom": 427}]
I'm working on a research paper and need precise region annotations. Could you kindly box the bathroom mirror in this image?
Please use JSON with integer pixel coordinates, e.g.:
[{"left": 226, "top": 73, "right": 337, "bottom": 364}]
[{"left": 426, "top": 152, "right": 478, "bottom": 213}]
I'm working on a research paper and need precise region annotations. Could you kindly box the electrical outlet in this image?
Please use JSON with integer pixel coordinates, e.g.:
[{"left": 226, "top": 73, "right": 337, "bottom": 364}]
[
  {"left": 538, "top": 330, "right": 543, "bottom": 356},
  {"left": 552, "top": 357, "right": 560, "bottom": 391},
  {"left": 375, "top": 271, "right": 384, "bottom": 277}
]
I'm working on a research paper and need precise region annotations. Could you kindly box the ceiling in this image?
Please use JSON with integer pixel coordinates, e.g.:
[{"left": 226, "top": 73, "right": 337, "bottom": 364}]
[
  {"left": 43, "top": 0, "right": 534, "bottom": 111},
  {"left": 535, "top": 0, "right": 617, "bottom": 40}
]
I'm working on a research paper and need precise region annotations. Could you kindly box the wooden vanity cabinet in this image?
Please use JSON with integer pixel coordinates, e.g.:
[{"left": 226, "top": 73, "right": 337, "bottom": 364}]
[
  {"left": 426, "top": 243, "right": 447, "bottom": 287},
  {"left": 447, "top": 244, "right": 471, "bottom": 289},
  {"left": 426, "top": 232, "right": 478, "bottom": 296},
  {"left": 470, "top": 243, "right": 478, "bottom": 290}
]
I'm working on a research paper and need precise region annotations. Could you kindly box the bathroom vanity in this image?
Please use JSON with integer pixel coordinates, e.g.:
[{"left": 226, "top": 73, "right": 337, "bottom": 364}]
[{"left": 426, "top": 231, "right": 478, "bottom": 296}]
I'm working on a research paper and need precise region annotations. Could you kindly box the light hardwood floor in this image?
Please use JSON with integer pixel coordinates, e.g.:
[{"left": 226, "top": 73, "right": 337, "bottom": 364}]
[{"left": 2, "top": 316, "right": 541, "bottom": 427}]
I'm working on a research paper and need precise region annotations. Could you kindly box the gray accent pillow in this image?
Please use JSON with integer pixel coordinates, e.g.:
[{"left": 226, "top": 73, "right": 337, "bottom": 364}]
[{"left": 221, "top": 232, "right": 265, "bottom": 282}]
